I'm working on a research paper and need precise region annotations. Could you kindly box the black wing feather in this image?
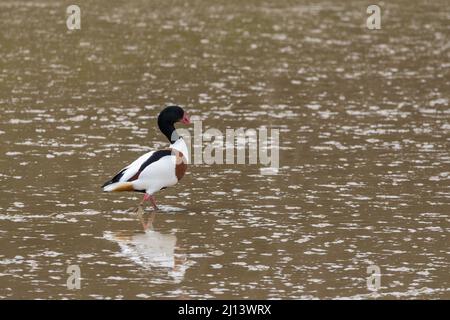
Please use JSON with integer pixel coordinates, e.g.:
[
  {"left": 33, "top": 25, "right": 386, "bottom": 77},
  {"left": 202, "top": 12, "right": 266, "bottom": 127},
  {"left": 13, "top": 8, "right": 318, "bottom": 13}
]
[
  {"left": 127, "top": 150, "right": 173, "bottom": 182},
  {"left": 101, "top": 149, "right": 173, "bottom": 189},
  {"left": 101, "top": 167, "right": 127, "bottom": 188}
]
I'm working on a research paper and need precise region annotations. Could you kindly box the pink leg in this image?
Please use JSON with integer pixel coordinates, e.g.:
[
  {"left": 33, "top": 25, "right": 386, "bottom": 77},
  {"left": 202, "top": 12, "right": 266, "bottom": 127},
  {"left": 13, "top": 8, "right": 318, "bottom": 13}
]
[
  {"left": 139, "top": 193, "right": 158, "bottom": 210},
  {"left": 137, "top": 193, "right": 151, "bottom": 206},
  {"left": 132, "top": 194, "right": 156, "bottom": 230},
  {"left": 130, "top": 194, "right": 150, "bottom": 214},
  {"left": 150, "top": 196, "right": 159, "bottom": 210},
  {"left": 148, "top": 195, "right": 159, "bottom": 210},
  {"left": 132, "top": 193, "right": 158, "bottom": 220}
]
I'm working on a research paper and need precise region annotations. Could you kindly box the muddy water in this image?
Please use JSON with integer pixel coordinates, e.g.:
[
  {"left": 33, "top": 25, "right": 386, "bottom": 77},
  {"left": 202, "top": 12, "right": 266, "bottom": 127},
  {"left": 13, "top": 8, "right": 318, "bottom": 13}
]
[{"left": 0, "top": 0, "right": 449, "bottom": 299}]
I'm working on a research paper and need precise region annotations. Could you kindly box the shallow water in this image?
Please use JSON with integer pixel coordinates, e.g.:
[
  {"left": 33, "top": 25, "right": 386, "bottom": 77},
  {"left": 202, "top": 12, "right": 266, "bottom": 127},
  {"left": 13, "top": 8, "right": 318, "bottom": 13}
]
[{"left": 0, "top": 0, "right": 449, "bottom": 299}]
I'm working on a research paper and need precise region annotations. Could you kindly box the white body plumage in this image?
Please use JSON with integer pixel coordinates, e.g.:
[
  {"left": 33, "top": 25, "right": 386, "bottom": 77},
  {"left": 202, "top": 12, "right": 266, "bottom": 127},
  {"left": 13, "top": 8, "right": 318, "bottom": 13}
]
[{"left": 102, "top": 137, "right": 188, "bottom": 195}]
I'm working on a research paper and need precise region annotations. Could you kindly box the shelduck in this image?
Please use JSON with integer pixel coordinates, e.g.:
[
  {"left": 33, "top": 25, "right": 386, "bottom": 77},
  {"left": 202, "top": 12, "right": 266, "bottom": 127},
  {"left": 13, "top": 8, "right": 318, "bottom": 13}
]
[{"left": 102, "top": 105, "right": 191, "bottom": 211}]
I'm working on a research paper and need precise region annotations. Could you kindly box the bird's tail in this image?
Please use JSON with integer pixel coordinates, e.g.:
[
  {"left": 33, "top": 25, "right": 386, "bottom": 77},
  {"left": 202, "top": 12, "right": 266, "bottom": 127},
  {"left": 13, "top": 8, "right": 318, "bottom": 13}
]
[{"left": 102, "top": 182, "right": 134, "bottom": 192}]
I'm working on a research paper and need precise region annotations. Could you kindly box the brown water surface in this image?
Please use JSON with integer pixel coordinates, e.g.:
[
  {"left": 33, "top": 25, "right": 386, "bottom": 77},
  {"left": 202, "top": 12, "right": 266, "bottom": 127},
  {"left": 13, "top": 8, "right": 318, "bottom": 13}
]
[{"left": 0, "top": 0, "right": 449, "bottom": 299}]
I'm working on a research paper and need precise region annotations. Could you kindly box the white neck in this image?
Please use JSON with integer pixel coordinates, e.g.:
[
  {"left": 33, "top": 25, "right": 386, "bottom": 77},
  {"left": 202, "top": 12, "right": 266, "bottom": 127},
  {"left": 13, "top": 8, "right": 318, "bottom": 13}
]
[{"left": 170, "top": 138, "right": 189, "bottom": 163}]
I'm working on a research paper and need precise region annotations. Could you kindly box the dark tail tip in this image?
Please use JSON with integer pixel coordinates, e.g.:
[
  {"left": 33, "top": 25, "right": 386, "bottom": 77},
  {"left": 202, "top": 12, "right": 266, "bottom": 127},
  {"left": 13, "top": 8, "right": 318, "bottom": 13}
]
[{"left": 101, "top": 181, "right": 111, "bottom": 189}]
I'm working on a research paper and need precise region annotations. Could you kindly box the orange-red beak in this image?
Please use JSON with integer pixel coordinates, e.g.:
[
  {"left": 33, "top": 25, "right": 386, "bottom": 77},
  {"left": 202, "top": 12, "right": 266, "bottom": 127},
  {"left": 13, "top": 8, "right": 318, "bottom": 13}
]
[{"left": 181, "top": 112, "right": 191, "bottom": 124}]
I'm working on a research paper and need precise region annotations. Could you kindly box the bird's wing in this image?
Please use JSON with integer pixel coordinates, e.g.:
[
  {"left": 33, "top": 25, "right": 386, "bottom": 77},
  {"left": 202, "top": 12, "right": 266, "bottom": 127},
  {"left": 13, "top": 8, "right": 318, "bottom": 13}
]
[
  {"left": 128, "top": 150, "right": 173, "bottom": 182},
  {"left": 102, "top": 151, "right": 155, "bottom": 187}
]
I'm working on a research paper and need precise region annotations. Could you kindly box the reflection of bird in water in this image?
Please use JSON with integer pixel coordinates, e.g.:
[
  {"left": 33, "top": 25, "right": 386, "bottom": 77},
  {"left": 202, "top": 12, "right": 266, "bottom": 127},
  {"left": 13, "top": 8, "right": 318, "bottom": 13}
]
[
  {"left": 104, "top": 223, "right": 188, "bottom": 282},
  {"left": 137, "top": 211, "right": 156, "bottom": 231}
]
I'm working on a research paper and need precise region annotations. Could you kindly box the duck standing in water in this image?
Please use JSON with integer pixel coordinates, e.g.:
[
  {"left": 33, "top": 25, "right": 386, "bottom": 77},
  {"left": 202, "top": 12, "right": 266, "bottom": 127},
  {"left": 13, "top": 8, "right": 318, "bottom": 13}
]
[{"left": 102, "top": 106, "right": 190, "bottom": 213}]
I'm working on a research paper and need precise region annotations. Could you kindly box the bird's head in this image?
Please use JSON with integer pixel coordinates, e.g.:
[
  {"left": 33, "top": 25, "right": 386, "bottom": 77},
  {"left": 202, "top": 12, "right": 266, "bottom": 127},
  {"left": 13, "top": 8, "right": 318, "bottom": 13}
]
[
  {"left": 158, "top": 105, "right": 191, "bottom": 126},
  {"left": 157, "top": 105, "right": 191, "bottom": 143}
]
